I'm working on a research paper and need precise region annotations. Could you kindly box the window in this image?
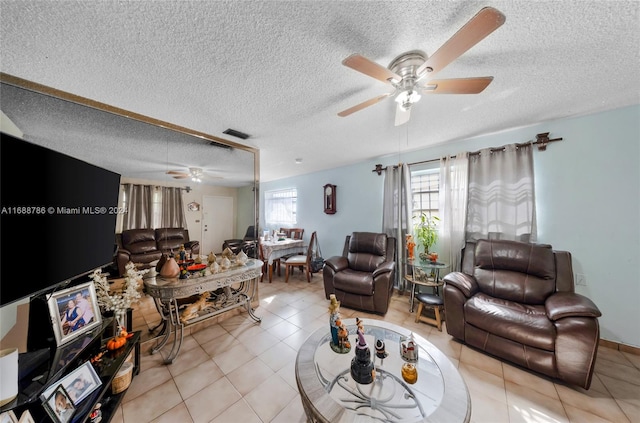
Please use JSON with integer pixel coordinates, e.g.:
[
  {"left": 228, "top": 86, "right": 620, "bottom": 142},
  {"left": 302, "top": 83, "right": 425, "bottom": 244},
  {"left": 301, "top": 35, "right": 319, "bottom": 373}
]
[
  {"left": 265, "top": 188, "right": 297, "bottom": 228},
  {"left": 410, "top": 165, "right": 440, "bottom": 225}
]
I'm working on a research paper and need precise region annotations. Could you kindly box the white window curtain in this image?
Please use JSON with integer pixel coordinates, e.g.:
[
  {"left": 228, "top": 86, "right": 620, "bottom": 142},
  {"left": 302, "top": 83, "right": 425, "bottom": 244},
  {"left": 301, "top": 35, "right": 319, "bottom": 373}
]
[
  {"left": 264, "top": 188, "right": 297, "bottom": 229},
  {"left": 382, "top": 164, "right": 411, "bottom": 289},
  {"left": 466, "top": 144, "right": 537, "bottom": 243},
  {"left": 439, "top": 152, "right": 469, "bottom": 272}
]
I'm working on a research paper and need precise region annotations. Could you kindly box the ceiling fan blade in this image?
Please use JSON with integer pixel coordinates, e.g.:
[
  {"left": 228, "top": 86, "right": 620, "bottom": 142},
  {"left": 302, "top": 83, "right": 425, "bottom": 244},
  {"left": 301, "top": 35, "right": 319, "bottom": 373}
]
[
  {"left": 338, "top": 93, "right": 392, "bottom": 117},
  {"left": 394, "top": 104, "right": 411, "bottom": 126},
  {"left": 342, "top": 54, "right": 402, "bottom": 84},
  {"left": 417, "top": 7, "right": 506, "bottom": 77},
  {"left": 421, "top": 77, "right": 494, "bottom": 94}
]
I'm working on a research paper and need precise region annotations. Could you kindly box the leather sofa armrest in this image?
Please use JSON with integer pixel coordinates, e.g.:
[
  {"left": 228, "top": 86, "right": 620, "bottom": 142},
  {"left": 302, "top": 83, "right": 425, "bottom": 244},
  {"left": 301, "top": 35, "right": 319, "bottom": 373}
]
[
  {"left": 372, "top": 261, "right": 395, "bottom": 278},
  {"left": 442, "top": 272, "right": 478, "bottom": 298},
  {"left": 545, "top": 292, "right": 602, "bottom": 321},
  {"left": 115, "top": 248, "right": 132, "bottom": 277},
  {"left": 324, "top": 256, "right": 348, "bottom": 273}
]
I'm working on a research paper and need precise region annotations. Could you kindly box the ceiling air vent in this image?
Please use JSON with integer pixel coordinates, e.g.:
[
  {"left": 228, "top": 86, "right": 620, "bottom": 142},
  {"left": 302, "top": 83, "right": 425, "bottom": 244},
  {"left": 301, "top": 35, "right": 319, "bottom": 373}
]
[
  {"left": 223, "top": 128, "right": 250, "bottom": 140},
  {"left": 209, "top": 140, "right": 233, "bottom": 149}
]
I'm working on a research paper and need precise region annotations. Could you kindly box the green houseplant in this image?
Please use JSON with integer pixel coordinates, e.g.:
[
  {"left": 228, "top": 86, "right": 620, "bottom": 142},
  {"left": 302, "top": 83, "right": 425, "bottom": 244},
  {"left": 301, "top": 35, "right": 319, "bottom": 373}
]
[{"left": 414, "top": 214, "right": 440, "bottom": 260}]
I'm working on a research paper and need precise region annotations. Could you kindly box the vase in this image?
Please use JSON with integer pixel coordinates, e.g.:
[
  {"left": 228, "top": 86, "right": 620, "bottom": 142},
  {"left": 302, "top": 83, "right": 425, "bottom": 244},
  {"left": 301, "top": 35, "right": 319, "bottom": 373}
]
[
  {"left": 160, "top": 255, "right": 180, "bottom": 278},
  {"left": 115, "top": 310, "right": 127, "bottom": 334}
]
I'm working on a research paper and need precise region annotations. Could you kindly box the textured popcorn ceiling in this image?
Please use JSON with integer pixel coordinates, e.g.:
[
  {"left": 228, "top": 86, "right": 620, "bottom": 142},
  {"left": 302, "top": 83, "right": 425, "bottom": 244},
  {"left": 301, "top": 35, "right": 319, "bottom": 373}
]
[{"left": 1, "top": 1, "right": 639, "bottom": 184}]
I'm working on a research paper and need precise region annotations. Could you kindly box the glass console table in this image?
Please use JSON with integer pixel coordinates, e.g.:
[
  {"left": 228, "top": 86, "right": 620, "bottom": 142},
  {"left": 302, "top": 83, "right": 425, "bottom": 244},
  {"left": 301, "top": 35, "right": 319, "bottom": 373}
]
[{"left": 143, "top": 258, "right": 263, "bottom": 363}]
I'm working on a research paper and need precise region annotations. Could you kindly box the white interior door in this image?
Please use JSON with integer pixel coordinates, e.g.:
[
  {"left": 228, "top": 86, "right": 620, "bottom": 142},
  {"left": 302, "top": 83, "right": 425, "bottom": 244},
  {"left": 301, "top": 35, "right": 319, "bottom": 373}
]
[{"left": 201, "top": 196, "right": 234, "bottom": 254}]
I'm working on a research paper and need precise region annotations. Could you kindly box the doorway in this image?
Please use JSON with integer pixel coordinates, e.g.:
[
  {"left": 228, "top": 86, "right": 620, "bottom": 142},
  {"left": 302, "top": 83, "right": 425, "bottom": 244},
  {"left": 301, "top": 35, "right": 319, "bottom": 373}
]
[{"left": 201, "top": 195, "right": 234, "bottom": 254}]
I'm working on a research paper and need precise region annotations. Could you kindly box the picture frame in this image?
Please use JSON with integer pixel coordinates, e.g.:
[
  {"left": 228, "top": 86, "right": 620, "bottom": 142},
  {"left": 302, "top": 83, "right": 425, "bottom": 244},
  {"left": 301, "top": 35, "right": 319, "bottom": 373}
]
[
  {"left": 43, "top": 384, "right": 76, "bottom": 423},
  {"left": 47, "top": 281, "right": 102, "bottom": 346},
  {"left": 41, "top": 361, "right": 102, "bottom": 407},
  {"left": 0, "top": 410, "right": 18, "bottom": 423}
]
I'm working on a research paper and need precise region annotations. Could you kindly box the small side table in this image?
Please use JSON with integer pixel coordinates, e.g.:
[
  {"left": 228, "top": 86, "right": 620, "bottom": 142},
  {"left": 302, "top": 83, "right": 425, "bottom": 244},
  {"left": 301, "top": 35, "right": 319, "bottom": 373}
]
[{"left": 404, "top": 259, "right": 449, "bottom": 313}]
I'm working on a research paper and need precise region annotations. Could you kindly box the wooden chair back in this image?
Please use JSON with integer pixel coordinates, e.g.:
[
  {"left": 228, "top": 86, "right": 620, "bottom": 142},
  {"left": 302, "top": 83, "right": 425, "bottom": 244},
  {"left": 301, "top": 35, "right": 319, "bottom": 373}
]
[{"left": 289, "top": 228, "right": 304, "bottom": 240}]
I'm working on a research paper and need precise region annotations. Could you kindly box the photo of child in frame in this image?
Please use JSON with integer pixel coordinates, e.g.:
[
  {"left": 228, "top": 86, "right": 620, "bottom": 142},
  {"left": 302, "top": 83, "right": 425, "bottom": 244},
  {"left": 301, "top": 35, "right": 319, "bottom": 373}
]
[{"left": 44, "top": 385, "right": 75, "bottom": 423}]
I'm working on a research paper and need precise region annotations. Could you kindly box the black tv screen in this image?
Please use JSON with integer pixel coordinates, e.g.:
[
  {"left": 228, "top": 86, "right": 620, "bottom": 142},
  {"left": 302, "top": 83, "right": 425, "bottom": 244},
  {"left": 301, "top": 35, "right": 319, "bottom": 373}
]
[{"left": 1, "top": 132, "right": 121, "bottom": 306}]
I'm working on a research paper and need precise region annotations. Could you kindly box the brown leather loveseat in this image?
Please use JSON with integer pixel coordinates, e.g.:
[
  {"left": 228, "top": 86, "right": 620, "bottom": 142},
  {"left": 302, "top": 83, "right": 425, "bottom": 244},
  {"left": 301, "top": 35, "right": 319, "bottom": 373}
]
[
  {"left": 323, "top": 232, "right": 396, "bottom": 315},
  {"left": 115, "top": 228, "right": 200, "bottom": 276},
  {"left": 443, "top": 239, "right": 601, "bottom": 389}
]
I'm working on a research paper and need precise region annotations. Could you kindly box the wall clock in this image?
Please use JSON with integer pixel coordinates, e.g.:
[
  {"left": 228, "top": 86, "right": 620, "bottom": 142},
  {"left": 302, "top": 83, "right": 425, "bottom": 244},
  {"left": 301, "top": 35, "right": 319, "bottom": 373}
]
[{"left": 324, "top": 184, "right": 336, "bottom": 214}]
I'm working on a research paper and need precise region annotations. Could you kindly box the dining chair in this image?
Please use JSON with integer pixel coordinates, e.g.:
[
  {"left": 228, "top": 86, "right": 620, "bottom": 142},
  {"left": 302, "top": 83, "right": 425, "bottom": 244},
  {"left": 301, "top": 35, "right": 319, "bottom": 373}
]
[
  {"left": 284, "top": 231, "right": 316, "bottom": 283},
  {"left": 289, "top": 228, "right": 304, "bottom": 240},
  {"left": 279, "top": 228, "right": 292, "bottom": 238},
  {"left": 281, "top": 228, "right": 305, "bottom": 263},
  {"left": 259, "top": 241, "right": 280, "bottom": 283}
]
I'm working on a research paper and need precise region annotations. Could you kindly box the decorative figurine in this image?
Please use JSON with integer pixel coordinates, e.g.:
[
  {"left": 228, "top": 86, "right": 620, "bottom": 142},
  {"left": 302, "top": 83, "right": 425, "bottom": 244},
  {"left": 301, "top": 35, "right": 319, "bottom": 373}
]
[
  {"left": 350, "top": 317, "right": 375, "bottom": 384},
  {"left": 400, "top": 333, "right": 418, "bottom": 363},
  {"left": 179, "top": 263, "right": 189, "bottom": 279},
  {"left": 337, "top": 320, "right": 351, "bottom": 351},
  {"left": 328, "top": 294, "right": 340, "bottom": 345},
  {"left": 207, "top": 251, "right": 216, "bottom": 265},
  {"left": 406, "top": 235, "right": 416, "bottom": 260},
  {"left": 401, "top": 362, "right": 418, "bottom": 384},
  {"left": 89, "top": 402, "right": 102, "bottom": 423},
  {"left": 375, "top": 338, "right": 388, "bottom": 359},
  {"left": 400, "top": 333, "right": 419, "bottom": 383},
  {"left": 179, "top": 244, "right": 186, "bottom": 262},
  {"left": 329, "top": 294, "right": 351, "bottom": 353}
]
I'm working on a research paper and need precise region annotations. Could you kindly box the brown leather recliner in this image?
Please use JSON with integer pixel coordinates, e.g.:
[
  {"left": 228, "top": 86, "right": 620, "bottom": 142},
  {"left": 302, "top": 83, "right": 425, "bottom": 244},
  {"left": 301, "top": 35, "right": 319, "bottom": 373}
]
[
  {"left": 115, "top": 228, "right": 199, "bottom": 276},
  {"left": 443, "top": 239, "right": 601, "bottom": 389},
  {"left": 323, "top": 232, "right": 396, "bottom": 315}
]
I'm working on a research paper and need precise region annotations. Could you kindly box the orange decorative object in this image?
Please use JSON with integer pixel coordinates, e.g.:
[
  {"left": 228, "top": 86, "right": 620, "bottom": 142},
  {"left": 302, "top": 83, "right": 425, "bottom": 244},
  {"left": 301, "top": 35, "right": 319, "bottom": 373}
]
[
  {"left": 406, "top": 235, "right": 416, "bottom": 260},
  {"left": 106, "top": 335, "right": 127, "bottom": 350},
  {"left": 429, "top": 252, "right": 439, "bottom": 262}
]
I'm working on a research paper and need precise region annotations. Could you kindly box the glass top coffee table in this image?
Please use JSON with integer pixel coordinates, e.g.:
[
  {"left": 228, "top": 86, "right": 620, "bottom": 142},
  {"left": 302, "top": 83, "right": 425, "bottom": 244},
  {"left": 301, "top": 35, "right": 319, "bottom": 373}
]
[{"left": 295, "top": 318, "right": 470, "bottom": 422}]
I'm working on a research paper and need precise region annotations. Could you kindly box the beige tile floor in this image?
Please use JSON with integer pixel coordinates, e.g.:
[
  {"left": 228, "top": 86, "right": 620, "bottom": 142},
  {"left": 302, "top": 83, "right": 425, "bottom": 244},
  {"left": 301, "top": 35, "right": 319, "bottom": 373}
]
[{"left": 110, "top": 271, "right": 640, "bottom": 423}]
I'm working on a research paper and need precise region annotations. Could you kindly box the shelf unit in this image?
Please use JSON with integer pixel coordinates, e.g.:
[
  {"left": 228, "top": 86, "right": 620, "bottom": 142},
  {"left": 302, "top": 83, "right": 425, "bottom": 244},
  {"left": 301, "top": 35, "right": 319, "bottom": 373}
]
[{"left": 1, "top": 317, "right": 140, "bottom": 423}]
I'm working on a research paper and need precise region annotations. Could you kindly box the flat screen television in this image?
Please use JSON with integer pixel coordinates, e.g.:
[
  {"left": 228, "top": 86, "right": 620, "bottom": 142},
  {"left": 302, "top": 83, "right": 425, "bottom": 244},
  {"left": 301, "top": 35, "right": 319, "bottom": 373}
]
[{"left": 1, "top": 132, "right": 121, "bottom": 306}]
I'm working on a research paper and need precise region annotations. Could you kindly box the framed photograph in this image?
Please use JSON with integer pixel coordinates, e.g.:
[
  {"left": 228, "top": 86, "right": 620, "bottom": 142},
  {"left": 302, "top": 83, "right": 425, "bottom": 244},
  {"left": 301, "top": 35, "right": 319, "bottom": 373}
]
[
  {"left": 41, "top": 361, "right": 102, "bottom": 406},
  {"left": 17, "top": 411, "right": 34, "bottom": 423},
  {"left": 47, "top": 281, "right": 102, "bottom": 346},
  {"left": 43, "top": 385, "right": 76, "bottom": 423},
  {"left": 0, "top": 410, "right": 18, "bottom": 423}
]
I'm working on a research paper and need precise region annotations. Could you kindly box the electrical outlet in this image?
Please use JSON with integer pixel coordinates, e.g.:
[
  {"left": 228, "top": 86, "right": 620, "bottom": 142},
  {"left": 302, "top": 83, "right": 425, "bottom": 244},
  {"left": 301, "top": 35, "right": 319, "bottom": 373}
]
[{"left": 575, "top": 273, "right": 587, "bottom": 286}]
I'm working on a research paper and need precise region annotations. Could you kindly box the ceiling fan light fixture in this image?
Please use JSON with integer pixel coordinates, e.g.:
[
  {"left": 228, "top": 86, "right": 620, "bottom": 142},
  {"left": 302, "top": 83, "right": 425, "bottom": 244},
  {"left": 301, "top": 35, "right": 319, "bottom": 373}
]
[{"left": 395, "top": 89, "right": 421, "bottom": 106}]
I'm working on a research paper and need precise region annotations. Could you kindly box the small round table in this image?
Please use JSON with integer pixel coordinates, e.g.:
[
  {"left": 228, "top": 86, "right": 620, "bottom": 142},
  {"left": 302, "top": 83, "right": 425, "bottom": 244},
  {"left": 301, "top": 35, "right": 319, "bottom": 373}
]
[{"left": 404, "top": 259, "right": 449, "bottom": 312}]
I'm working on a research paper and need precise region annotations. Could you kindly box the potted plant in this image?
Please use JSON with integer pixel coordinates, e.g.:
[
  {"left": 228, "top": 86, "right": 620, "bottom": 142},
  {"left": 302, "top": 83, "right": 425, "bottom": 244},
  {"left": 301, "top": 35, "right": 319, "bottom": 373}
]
[{"left": 414, "top": 214, "right": 440, "bottom": 261}]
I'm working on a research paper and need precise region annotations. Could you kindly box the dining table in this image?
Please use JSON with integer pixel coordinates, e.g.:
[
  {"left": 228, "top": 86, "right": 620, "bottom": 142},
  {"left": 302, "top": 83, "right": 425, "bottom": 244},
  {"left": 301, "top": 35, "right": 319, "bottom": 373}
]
[{"left": 260, "top": 237, "right": 305, "bottom": 282}]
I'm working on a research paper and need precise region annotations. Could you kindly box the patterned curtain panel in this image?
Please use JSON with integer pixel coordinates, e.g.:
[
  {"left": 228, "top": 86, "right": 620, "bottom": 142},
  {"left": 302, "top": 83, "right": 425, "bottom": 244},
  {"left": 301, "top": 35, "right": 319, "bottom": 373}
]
[
  {"left": 160, "top": 186, "right": 187, "bottom": 228},
  {"left": 466, "top": 144, "right": 536, "bottom": 243},
  {"left": 122, "top": 184, "right": 152, "bottom": 230}
]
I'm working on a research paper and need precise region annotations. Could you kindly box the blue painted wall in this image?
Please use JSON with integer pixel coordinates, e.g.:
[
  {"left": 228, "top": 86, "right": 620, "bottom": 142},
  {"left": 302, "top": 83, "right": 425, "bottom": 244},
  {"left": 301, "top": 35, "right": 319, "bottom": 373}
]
[{"left": 260, "top": 104, "right": 640, "bottom": 347}]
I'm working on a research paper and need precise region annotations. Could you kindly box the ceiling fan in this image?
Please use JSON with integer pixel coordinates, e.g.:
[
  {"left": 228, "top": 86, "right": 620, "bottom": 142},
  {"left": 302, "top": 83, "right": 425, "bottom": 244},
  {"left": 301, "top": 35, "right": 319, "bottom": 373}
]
[
  {"left": 338, "top": 7, "right": 506, "bottom": 126},
  {"left": 166, "top": 167, "right": 222, "bottom": 183}
]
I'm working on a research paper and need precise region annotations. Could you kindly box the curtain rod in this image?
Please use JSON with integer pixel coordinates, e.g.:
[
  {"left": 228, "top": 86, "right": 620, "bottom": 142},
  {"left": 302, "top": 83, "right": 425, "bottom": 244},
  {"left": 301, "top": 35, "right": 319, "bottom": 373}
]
[{"left": 372, "top": 132, "right": 562, "bottom": 174}]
